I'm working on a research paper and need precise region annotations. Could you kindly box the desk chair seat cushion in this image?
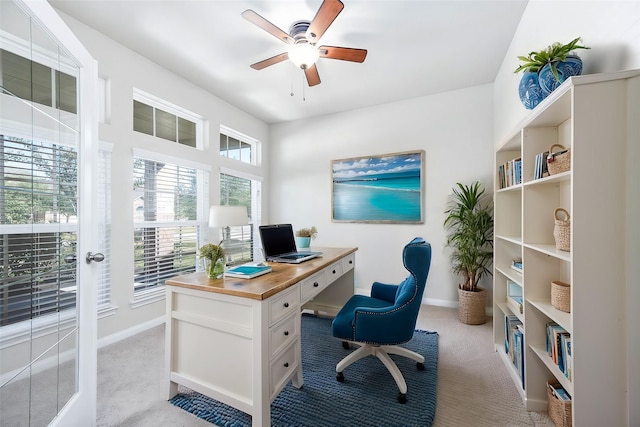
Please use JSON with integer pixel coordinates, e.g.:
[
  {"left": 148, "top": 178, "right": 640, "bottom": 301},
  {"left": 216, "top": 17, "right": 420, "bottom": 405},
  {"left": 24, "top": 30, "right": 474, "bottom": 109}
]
[{"left": 331, "top": 277, "right": 421, "bottom": 345}]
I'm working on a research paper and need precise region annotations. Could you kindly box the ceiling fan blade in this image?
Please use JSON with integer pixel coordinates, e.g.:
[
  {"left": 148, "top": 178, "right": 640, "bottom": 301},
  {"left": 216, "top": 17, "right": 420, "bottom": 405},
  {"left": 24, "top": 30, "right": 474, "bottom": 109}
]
[
  {"left": 304, "top": 64, "right": 321, "bottom": 87},
  {"left": 250, "top": 53, "right": 289, "bottom": 70},
  {"left": 242, "top": 9, "right": 294, "bottom": 44},
  {"left": 319, "top": 46, "right": 367, "bottom": 63},
  {"left": 306, "top": 0, "right": 344, "bottom": 43}
]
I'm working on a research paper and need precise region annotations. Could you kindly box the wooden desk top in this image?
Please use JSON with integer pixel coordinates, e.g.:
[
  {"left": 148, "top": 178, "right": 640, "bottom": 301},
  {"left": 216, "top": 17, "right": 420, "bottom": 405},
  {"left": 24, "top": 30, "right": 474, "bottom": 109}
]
[{"left": 166, "top": 247, "right": 357, "bottom": 300}]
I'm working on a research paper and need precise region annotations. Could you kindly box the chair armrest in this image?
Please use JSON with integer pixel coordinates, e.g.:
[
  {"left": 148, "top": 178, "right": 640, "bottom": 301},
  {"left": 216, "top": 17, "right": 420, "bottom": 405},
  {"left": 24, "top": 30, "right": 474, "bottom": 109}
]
[{"left": 371, "top": 281, "right": 397, "bottom": 303}]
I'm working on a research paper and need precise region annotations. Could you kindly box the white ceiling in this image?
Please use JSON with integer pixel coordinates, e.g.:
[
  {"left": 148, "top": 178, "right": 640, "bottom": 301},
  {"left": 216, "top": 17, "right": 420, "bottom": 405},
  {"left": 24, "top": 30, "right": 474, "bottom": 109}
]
[{"left": 49, "top": 0, "right": 527, "bottom": 124}]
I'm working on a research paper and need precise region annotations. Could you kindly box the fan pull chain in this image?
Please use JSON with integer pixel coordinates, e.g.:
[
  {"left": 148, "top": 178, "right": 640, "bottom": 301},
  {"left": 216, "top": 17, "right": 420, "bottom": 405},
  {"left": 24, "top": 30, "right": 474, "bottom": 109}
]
[{"left": 302, "top": 77, "right": 306, "bottom": 102}]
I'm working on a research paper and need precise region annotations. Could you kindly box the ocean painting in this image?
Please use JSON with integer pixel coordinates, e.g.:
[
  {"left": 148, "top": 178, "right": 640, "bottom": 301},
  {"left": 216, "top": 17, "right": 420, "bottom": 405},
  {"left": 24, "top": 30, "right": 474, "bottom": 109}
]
[{"left": 332, "top": 151, "right": 424, "bottom": 223}]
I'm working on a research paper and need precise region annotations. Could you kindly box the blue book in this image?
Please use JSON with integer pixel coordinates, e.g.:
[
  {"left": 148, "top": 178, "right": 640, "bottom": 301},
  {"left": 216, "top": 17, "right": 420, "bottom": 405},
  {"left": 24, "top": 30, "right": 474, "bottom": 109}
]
[{"left": 225, "top": 265, "right": 272, "bottom": 279}]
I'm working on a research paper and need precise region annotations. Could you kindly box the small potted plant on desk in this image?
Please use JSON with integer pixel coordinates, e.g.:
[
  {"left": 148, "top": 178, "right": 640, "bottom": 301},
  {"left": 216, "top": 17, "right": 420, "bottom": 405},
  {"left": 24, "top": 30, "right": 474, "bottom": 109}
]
[
  {"left": 294, "top": 226, "right": 317, "bottom": 250},
  {"left": 444, "top": 181, "right": 494, "bottom": 325},
  {"left": 200, "top": 242, "right": 225, "bottom": 279}
]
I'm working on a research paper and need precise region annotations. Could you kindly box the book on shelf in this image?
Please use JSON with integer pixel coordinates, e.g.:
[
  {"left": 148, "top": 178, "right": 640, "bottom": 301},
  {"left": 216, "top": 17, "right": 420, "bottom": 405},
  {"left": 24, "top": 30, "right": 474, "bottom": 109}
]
[
  {"left": 505, "top": 314, "right": 524, "bottom": 389},
  {"left": 224, "top": 264, "right": 272, "bottom": 279},
  {"left": 546, "top": 322, "right": 572, "bottom": 379},
  {"left": 498, "top": 157, "right": 522, "bottom": 189},
  {"left": 533, "top": 151, "right": 550, "bottom": 180},
  {"left": 507, "top": 279, "right": 523, "bottom": 314},
  {"left": 511, "top": 259, "right": 523, "bottom": 273}
]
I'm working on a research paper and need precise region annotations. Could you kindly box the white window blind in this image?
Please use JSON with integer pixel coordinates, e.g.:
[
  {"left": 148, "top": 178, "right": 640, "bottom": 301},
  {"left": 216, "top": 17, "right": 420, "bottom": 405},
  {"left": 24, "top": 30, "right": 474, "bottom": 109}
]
[
  {"left": 96, "top": 144, "right": 112, "bottom": 309},
  {"left": 133, "top": 157, "right": 199, "bottom": 292},
  {"left": 0, "top": 136, "right": 78, "bottom": 327}
]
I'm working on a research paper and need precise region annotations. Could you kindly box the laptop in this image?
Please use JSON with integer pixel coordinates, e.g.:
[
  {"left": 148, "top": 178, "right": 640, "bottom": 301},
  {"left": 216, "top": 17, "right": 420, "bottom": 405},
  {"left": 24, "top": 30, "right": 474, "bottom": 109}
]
[{"left": 259, "top": 224, "right": 322, "bottom": 264}]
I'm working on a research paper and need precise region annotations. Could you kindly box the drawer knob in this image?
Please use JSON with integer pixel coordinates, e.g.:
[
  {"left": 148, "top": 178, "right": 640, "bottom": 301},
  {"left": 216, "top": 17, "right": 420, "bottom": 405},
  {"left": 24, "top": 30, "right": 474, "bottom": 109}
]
[
  {"left": 313, "top": 282, "right": 319, "bottom": 287},
  {"left": 349, "top": 260, "right": 353, "bottom": 264},
  {"left": 284, "top": 362, "right": 289, "bottom": 368},
  {"left": 284, "top": 331, "right": 289, "bottom": 336},
  {"left": 284, "top": 302, "right": 289, "bottom": 308},
  {"left": 332, "top": 270, "right": 336, "bottom": 274}
]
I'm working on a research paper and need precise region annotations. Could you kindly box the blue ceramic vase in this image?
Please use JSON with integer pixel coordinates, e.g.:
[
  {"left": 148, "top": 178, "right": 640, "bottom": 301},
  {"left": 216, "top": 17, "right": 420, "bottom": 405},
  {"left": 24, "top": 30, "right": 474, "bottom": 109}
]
[
  {"left": 518, "top": 71, "right": 548, "bottom": 110},
  {"left": 538, "top": 55, "right": 583, "bottom": 95}
]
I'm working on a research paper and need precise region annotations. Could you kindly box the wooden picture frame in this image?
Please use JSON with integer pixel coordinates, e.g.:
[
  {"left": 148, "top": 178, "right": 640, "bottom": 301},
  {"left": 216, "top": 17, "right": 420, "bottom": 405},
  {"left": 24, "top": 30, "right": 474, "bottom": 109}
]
[{"left": 331, "top": 150, "right": 425, "bottom": 223}]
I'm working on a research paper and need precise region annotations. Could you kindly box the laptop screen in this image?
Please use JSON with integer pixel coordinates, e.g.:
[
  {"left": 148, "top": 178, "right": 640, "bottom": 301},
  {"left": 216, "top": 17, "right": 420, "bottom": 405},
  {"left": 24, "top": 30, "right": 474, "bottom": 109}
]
[{"left": 259, "top": 224, "right": 297, "bottom": 258}]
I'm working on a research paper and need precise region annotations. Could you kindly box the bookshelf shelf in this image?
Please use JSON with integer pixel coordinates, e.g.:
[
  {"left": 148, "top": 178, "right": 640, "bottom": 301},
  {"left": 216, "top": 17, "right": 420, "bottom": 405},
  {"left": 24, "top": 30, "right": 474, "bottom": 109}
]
[
  {"left": 530, "top": 345, "right": 573, "bottom": 395},
  {"left": 493, "top": 70, "right": 639, "bottom": 426}
]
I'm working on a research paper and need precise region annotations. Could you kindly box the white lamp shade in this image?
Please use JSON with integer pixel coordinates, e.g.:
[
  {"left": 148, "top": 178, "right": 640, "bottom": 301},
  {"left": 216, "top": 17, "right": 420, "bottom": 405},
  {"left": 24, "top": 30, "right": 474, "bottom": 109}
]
[{"left": 209, "top": 205, "right": 249, "bottom": 227}]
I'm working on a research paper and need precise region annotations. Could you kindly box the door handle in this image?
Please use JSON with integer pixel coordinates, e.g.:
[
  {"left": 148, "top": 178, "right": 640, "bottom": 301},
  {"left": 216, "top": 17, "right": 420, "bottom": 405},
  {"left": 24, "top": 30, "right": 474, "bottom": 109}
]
[
  {"left": 64, "top": 254, "right": 77, "bottom": 264},
  {"left": 86, "top": 252, "right": 105, "bottom": 264}
]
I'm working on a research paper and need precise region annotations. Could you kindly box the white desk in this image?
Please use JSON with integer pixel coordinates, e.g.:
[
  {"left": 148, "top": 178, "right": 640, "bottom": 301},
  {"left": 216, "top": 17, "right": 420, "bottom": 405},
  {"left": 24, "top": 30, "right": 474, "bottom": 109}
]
[{"left": 165, "top": 247, "right": 357, "bottom": 427}]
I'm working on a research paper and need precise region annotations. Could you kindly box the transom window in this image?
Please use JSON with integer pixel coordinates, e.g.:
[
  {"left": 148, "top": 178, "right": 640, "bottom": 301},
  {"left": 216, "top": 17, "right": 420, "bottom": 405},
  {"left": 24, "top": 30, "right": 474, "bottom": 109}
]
[
  {"left": 1, "top": 48, "right": 77, "bottom": 114},
  {"left": 220, "top": 126, "right": 255, "bottom": 164},
  {"left": 132, "top": 90, "right": 200, "bottom": 148}
]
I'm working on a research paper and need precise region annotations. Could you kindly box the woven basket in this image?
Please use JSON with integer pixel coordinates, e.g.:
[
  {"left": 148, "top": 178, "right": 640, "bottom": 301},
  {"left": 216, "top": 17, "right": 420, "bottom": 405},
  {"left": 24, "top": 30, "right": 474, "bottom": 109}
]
[
  {"left": 547, "top": 382, "right": 572, "bottom": 427},
  {"left": 551, "top": 280, "right": 571, "bottom": 312},
  {"left": 553, "top": 208, "right": 571, "bottom": 251},
  {"left": 547, "top": 144, "right": 571, "bottom": 175},
  {"left": 457, "top": 287, "right": 486, "bottom": 325}
]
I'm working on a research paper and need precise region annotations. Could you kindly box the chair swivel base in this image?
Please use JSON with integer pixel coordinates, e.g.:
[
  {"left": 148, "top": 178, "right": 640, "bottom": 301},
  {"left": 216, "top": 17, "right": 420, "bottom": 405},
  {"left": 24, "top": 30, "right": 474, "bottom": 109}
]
[{"left": 335, "top": 342, "right": 425, "bottom": 403}]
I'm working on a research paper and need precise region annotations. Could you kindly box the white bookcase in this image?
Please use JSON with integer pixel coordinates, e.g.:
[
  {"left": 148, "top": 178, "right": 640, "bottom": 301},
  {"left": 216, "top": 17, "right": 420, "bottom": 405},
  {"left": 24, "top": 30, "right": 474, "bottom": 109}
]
[{"left": 493, "top": 70, "right": 640, "bottom": 426}]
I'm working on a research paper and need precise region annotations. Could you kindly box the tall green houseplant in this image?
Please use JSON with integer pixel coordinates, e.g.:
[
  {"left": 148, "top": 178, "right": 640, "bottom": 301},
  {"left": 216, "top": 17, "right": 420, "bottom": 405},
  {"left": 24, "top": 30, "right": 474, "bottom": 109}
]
[{"left": 444, "top": 181, "right": 494, "bottom": 292}]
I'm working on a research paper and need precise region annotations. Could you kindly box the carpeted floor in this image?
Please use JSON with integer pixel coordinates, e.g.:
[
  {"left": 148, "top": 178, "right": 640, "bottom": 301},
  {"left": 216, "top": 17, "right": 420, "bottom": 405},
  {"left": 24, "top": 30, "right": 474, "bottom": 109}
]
[{"left": 170, "top": 314, "right": 438, "bottom": 427}]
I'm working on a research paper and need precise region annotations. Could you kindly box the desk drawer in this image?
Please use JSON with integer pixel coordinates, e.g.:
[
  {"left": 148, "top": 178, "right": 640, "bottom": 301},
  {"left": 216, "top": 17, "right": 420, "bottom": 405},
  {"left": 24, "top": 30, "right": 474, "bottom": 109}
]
[
  {"left": 269, "top": 285, "right": 299, "bottom": 326},
  {"left": 270, "top": 341, "right": 298, "bottom": 397},
  {"left": 326, "top": 260, "right": 343, "bottom": 285},
  {"left": 300, "top": 271, "right": 327, "bottom": 303},
  {"left": 270, "top": 313, "right": 298, "bottom": 358},
  {"left": 342, "top": 253, "right": 355, "bottom": 272}
]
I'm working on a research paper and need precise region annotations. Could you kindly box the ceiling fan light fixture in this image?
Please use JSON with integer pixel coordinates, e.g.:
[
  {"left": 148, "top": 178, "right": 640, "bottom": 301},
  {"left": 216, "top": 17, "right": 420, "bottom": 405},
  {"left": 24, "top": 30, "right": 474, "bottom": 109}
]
[{"left": 288, "top": 42, "right": 320, "bottom": 69}]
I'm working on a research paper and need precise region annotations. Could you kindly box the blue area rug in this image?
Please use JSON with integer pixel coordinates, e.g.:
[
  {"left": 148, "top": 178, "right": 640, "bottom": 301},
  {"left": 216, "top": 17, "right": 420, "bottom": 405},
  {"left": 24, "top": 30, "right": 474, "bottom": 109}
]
[{"left": 170, "top": 314, "right": 438, "bottom": 427}]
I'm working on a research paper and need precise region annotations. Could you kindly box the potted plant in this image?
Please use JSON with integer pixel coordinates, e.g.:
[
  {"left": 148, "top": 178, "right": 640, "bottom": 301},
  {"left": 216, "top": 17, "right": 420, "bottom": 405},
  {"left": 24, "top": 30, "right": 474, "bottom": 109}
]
[
  {"left": 444, "top": 181, "right": 494, "bottom": 325},
  {"left": 199, "top": 242, "right": 225, "bottom": 279},
  {"left": 514, "top": 37, "right": 590, "bottom": 108},
  {"left": 294, "top": 226, "right": 318, "bottom": 249}
]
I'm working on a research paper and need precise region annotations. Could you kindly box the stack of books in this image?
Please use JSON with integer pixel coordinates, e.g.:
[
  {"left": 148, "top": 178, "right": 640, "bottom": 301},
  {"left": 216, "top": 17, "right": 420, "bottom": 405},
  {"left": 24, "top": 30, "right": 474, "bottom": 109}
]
[
  {"left": 546, "top": 322, "right": 572, "bottom": 381},
  {"left": 505, "top": 314, "right": 525, "bottom": 389}
]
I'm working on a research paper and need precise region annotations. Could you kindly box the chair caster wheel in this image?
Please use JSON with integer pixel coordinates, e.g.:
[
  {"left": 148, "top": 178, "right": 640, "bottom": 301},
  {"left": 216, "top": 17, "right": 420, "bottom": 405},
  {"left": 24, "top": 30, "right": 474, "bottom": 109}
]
[
  {"left": 336, "top": 372, "right": 345, "bottom": 382},
  {"left": 417, "top": 362, "right": 425, "bottom": 371},
  {"left": 398, "top": 392, "right": 407, "bottom": 404},
  {"left": 342, "top": 341, "right": 350, "bottom": 350}
]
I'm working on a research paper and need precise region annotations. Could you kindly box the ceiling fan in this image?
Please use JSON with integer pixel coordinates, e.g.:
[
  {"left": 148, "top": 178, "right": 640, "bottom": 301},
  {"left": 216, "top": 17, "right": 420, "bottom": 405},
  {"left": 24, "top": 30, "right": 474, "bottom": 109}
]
[{"left": 241, "top": 0, "right": 367, "bottom": 87}]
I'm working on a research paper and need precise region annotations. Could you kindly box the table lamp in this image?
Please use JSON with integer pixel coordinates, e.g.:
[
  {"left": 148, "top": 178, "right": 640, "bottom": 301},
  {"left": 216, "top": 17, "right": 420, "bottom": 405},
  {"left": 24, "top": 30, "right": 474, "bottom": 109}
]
[{"left": 208, "top": 205, "right": 249, "bottom": 261}]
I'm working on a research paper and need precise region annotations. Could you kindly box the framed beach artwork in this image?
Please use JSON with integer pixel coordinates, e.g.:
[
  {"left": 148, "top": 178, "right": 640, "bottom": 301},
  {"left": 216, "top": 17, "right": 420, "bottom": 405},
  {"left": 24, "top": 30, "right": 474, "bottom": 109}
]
[{"left": 331, "top": 150, "right": 425, "bottom": 223}]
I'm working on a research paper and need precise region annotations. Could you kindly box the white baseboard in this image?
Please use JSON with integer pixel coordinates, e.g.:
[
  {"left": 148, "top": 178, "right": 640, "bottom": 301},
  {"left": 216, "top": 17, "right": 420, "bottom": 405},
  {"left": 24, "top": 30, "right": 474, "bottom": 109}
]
[{"left": 97, "top": 316, "right": 165, "bottom": 349}]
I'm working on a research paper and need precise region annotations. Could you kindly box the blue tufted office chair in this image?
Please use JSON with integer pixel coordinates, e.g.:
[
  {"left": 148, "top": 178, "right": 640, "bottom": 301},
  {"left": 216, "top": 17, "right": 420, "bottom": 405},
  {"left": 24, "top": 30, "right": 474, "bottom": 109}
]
[{"left": 331, "top": 237, "right": 432, "bottom": 403}]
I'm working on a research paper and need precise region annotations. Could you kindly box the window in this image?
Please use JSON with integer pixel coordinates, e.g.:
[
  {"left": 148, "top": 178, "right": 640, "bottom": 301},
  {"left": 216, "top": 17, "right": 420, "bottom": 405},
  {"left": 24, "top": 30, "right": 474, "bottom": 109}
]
[
  {"left": 0, "top": 136, "right": 113, "bottom": 327},
  {"left": 220, "top": 172, "right": 261, "bottom": 265},
  {"left": 132, "top": 92, "right": 199, "bottom": 148},
  {"left": 220, "top": 126, "right": 255, "bottom": 164},
  {"left": 133, "top": 156, "right": 201, "bottom": 293},
  {"left": 0, "top": 48, "right": 77, "bottom": 114}
]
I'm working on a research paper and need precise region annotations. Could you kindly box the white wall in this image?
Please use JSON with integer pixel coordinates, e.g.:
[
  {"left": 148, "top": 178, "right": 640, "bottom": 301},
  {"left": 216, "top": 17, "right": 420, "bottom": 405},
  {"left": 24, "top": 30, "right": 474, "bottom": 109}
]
[
  {"left": 269, "top": 84, "right": 494, "bottom": 306},
  {"left": 57, "top": 13, "right": 270, "bottom": 340},
  {"left": 493, "top": 2, "right": 640, "bottom": 424}
]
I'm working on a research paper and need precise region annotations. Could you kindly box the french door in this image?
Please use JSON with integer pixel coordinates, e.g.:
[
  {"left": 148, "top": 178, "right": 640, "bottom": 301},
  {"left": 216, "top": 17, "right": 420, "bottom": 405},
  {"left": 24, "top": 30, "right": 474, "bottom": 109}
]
[{"left": 0, "top": 1, "right": 98, "bottom": 425}]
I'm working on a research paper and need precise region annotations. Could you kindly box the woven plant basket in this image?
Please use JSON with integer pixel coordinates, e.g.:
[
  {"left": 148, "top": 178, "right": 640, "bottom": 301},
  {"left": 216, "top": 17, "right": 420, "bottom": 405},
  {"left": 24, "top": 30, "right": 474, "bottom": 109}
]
[
  {"left": 547, "top": 382, "right": 572, "bottom": 427},
  {"left": 551, "top": 280, "right": 571, "bottom": 312},
  {"left": 547, "top": 144, "right": 571, "bottom": 175},
  {"left": 457, "top": 286, "right": 486, "bottom": 325},
  {"left": 553, "top": 208, "right": 571, "bottom": 251}
]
